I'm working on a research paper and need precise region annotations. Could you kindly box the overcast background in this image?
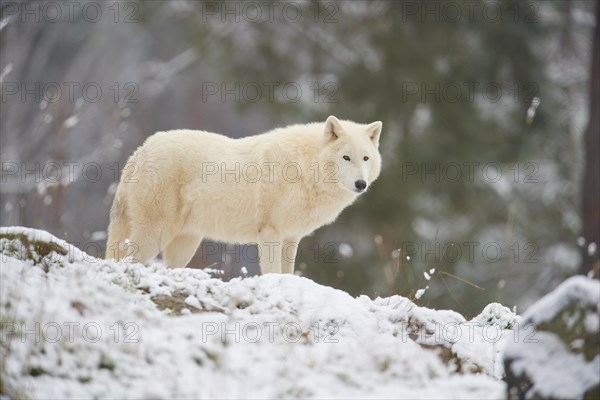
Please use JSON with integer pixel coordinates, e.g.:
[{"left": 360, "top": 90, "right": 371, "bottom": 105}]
[{"left": 1, "top": 0, "right": 598, "bottom": 317}]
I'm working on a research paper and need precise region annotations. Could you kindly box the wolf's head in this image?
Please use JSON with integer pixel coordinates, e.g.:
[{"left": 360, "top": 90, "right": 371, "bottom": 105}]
[{"left": 319, "top": 115, "right": 383, "bottom": 195}]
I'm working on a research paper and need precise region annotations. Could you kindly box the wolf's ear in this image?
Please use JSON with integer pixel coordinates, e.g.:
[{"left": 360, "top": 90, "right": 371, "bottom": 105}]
[
  {"left": 366, "top": 121, "right": 382, "bottom": 144},
  {"left": 324, "top": 115, "right": 344, "bottom": 141}
]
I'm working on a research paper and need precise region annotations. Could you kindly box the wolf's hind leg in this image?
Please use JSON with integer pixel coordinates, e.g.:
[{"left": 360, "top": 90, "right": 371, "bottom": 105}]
[
  {"left": 163, "top": 233, "right": 203, "bottom": 268},
  {"left": 125, "top": 225, "right": 168, "bottom": 265}
]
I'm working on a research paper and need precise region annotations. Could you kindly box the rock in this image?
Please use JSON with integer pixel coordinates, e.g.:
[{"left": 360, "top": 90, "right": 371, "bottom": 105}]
[{"left": 503, "top": 276, "right": 600, "bottom": 399}]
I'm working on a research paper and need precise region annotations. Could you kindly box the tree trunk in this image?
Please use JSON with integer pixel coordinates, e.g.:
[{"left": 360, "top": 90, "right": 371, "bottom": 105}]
[{"left": 580, "top": 3, "right": 600, "bottom": 277}]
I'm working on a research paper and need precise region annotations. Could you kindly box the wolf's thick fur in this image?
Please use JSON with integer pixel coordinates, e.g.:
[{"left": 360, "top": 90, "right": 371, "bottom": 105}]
[{"left": 106, "top": 116, "right": 382, "bottom": 273}]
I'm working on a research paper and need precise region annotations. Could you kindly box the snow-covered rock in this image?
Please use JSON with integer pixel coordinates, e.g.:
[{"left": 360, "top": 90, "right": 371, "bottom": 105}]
[
  {"left": 503, "top": 275, "right": 600, "bottom": 399},
  {"left": 1, "top": 227, "right": 513, "bottom": 399}
]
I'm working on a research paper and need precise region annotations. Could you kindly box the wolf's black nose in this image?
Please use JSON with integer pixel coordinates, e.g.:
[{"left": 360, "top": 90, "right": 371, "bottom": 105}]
[{"left": 355, "top": 180, "right": 367, "bottom": 191}]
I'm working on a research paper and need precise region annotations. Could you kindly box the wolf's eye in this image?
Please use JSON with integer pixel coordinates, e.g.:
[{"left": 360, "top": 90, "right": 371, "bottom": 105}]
[
  {"left": 363, "top": 156, "right": 369, "bottom": 161},
  {"left": 343, "top": 155, "right": 351, "bottom": 161}
]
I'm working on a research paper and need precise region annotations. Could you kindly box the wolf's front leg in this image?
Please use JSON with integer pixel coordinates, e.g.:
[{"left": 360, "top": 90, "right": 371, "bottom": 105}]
[
  {"left": 258, "top": 241, "right": 282, "bottom": 274},
  {"left": 281, "top": 237, "right": 300, "bottom": 274}
]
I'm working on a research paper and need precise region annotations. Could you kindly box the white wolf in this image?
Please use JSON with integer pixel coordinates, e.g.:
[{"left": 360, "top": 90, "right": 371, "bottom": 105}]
[{"left": 106, "top": 116, "right": 382, "bottom": 274}]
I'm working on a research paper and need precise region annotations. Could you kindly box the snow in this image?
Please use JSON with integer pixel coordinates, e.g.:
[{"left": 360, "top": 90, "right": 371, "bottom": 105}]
[
  {"left": 184, "top": 294, "right": 202, "bottom": 309},
  {"left": 0, "top": 227, "right": 513, "bottom": 399},
  {"left": 503, "top": 276, "right": 600, "bottom": 399},
  {"left": 588, "top": 242, "right": 597, "bottom": 257},
  {"left": 90, "top": 231, "right": 107, "bottom": 241},
  {"left": 415, "top": 286, "right": 429, "bottom": 299},
  {"left": 526, "top": 96, "right": 541, "bottom": 125},
  {"left": 63, "top": 115, "right": 79, "bottom": 129},
  {"left": 471, "top": 303, "right": 520, "bottom": 330},
  {"left": 506, "top": 332, "right": 599, "bottom": 399},
  {"left": 338, "top": 242, "right": 353, "bottom": 258},
  {"left": 585, "top": 312, "right": 599, "bottom": 333},
  {"left": 514, "top": 275, "right": 598, "bottom": 326},
  {"left": 0, "top": 63, "right": 12, "bottom": 82}
]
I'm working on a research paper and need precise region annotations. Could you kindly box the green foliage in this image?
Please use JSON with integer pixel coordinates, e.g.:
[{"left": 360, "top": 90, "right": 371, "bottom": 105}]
[{"left": 174, "top": 0, "right": 593, "bottom": 315}]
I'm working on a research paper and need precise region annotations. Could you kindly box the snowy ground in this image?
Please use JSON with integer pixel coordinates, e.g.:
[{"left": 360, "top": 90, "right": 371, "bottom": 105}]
[{"left": 0, "top": 227, "right": 517, "bottom": 399}]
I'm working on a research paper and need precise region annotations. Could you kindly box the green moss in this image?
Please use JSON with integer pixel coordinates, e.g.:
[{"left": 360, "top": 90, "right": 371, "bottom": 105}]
[
  {"left": 151, "top": 293, "right": 192, "bottom": 315},
  {"left": 537, "top": 303, "right": 600, "bottom": 362},
  {"left": 584, "top": 384, "right": 600, "bottom": 400},
  {"left": 0, "top": 233, "right": 67, "bottom": 269},
  {"left": 99, "top": 354, "right": 116, "bottom": 371},
  {"left": 0, "top": 233, "right": 68, "bottom": 264},
  {"left": 29, "top": 367, "right": 45, "bottom": 377}
]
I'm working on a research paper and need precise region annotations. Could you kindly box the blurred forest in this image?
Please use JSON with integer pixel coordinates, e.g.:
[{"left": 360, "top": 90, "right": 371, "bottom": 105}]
[{"left": 1, "top": 0, "right": 597, "bottom": 316}]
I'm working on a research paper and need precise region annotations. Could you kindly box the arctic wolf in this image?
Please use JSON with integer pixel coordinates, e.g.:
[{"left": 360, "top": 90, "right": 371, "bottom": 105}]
[{"left": 106, "top": 116, "right": 383, "bottom": 274}]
